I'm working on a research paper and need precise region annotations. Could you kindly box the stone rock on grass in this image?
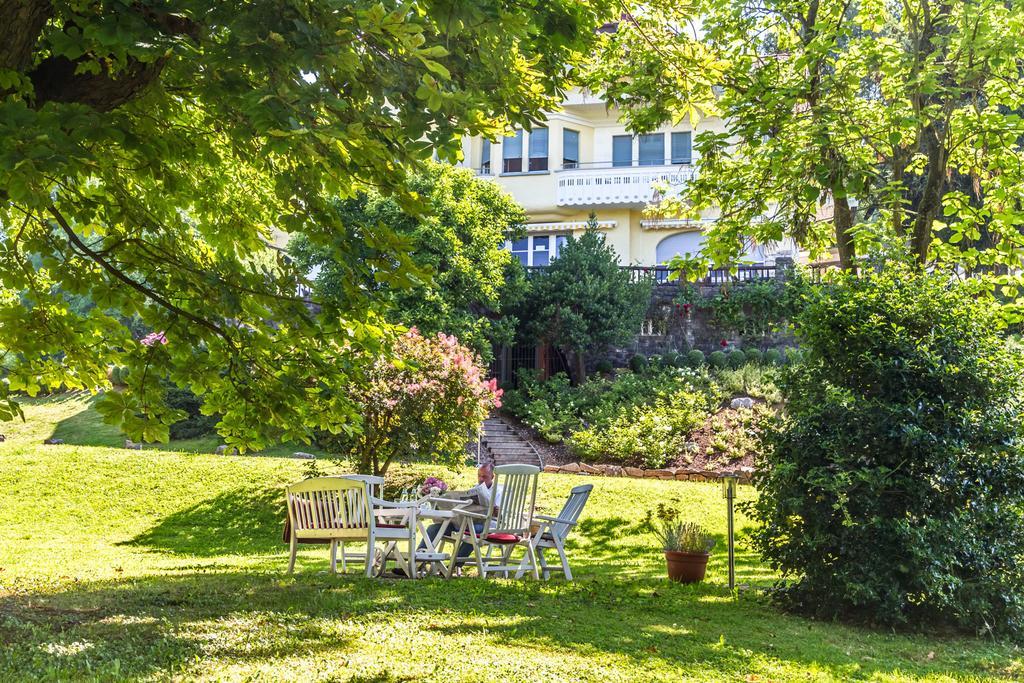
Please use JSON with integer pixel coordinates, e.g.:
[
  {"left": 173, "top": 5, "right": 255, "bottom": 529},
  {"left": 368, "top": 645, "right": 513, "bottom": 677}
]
[
  {"left": 293, "top": 452, "right": 316, "bottom": 460},
  {"left": 543, "top": 465, "right": 561, "bottom": 473},
  {"left": 623, "top": 466, "right": 644, "bottom": 478},
  {"left": 602, "top": 465, "right": 624, "bottom": 477},
  {"left": 43, "top": 438, "right": 64, "bottom": 445},
  {"left": 560, "top": 462, "right": 581, "bottom": 473},
  {"left": 579, "top": 463, "right": 601, "bottom": 475},
  {"left": 730, "top": 397, "right": 756, "bottom": 409},
  {"left": 124, "top": 439, "right": 142, "bottom": 450},
  {"left": 215, "top": 444, "right": 239, "bottom": 456}
]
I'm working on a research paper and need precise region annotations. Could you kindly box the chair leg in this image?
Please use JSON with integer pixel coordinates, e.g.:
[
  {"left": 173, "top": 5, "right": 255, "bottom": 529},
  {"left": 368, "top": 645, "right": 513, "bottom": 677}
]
[
  {"left": 409, "top": 530, "right": 417, "bottom": 580},
  {"left": 446, "top": 520, "right": 466, "bottom": 579},
  {"left": 288, "top": 534, "right": 297, "bottom": 574},
  {"left": 501, "top": 545, "right": 514, "bottom": 578},
  {"left": 514, "top": 541, "right": 534, "bottom": 579},
  {"left": 340, "top": 542, "right": 347, "bottom": 572},
  {"left": 329, "top": 540, "right": 338, "bottom": 574},
  {"left": 555, "top": 538, "right": 572, "bottom": 581},
  {"left": 526, "top": 541, "right": 540, "bottom": 580},
  {"left": 535, "top": 547, "right": 550, "bottom": 580}
]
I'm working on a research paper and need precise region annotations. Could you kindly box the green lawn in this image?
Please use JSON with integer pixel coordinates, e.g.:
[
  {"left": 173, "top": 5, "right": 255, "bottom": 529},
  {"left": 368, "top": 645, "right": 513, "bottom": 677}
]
[{"left": 0, "top": 396, "right": 1019, "bottom": 681}]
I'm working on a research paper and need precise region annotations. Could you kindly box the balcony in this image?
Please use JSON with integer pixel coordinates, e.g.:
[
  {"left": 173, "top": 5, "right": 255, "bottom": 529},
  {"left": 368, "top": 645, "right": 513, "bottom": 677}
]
[{"left": 555, "top": 162, "right": 695, "bottom": 207}]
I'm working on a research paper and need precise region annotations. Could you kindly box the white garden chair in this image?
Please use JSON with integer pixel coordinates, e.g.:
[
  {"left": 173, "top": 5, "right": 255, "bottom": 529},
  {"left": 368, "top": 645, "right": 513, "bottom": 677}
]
[
  {"left": 285, "top": 477, "right": 376, "bottom": 577},
  {"left": 335, "top": 475, "right": 422, "bottom": 578},
  {"left": 515, "top": 483, "right": 592, "bottom": 580},
  {"left": 447, "top": 464, "right": 540, "bottom": 580}
]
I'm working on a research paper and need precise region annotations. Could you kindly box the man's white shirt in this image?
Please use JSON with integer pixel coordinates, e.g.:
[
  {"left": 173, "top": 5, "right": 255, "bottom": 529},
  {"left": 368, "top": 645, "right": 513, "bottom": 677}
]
[{"left": 467, "top": 482, "right": 503, "bottom": 516}]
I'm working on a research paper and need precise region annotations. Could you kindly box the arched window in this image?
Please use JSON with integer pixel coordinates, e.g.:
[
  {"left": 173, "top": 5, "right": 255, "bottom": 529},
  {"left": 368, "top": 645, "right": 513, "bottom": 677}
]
[{"left": 655, "top": 231, "right": 706, "bottom": 264}]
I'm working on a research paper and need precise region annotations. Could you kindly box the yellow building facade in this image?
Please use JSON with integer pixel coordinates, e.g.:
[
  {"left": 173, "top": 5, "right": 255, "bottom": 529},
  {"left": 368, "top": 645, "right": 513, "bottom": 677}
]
[{"left": 458, "top": 90, "right": 795, "bottom": 268}]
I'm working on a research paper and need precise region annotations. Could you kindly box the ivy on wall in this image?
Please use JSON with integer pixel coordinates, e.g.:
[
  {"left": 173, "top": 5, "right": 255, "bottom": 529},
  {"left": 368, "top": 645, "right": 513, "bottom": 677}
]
[{"left": 675, "top": 275, "right": 811, "bottom": 341}]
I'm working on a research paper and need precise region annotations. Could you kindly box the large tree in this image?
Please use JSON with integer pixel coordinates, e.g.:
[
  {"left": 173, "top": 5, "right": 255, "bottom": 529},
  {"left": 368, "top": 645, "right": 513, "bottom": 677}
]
[
  {"left": 590, "top": 1, "right": 1024, "bottom": 317},
  {"left": 520, "top": 218, "right": 651, "bottom": 383},
  {"left": 0, "top": 1, "right": 611, "bottom": 448},
  {"left": 288, "top": 162, "right": 527, "bottom": 362}
]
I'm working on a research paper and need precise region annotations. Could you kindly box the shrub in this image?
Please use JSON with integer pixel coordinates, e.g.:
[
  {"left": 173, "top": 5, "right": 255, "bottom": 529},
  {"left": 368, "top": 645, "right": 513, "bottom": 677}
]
[
  {"left": 629, "top": 354, "right": 648, "bottom": 373},
  {"left": 569, "top": 390, "right": 711, "bottom": 468},
  {"left": 763, "top": 348, "right": 782, "bottom": 365},
  {"left": 687, "top": 349, "right": 705, "bottom": 367},
  {"left": 708, "top": 350, "right": 728, "bottom": 369},
  {"left": 648, "top": 354, "right": 663, "bottom": 368},
  {"left": 661, "top": 351, "right": 679, "bottom": 368},
  {"left": 715, "top": 364, "right": 780, "bottom": 402},
  {"left": 783, "top": 347, "right": 802, "bottom": 364},
  {"left": 166, "top": 386, "right": 220, "bottom": 440},
  {"left": 594, "top": 359, "right": 614, "bottom": 374},
  {"left": 503, "top": 365, "right": 721, "bottom": 460},
  {"left": 327, "top": 328, "right": 501, "bottom": 476},
  {"left": 744, "top": 348, "right": 763, "bottom": 365},
  {"left": 727, "top": 350, "right": 747, "bottom": 369},
  {"left": 748, "top": 269, "right": 1024, "bottom": 635},
  {"left": 673, "top": 352, "right": 690, "bottom": 369}
]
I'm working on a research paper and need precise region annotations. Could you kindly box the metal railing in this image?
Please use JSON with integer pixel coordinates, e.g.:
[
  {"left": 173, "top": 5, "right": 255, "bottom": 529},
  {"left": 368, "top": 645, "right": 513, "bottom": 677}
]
[{"left": 525, "top": 264, "right": 777, "bottom": 286}]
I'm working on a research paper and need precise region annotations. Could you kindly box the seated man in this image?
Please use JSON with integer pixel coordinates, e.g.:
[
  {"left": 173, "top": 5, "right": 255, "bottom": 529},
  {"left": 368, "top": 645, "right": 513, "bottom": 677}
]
[{"left": 421, "top": 463, "right": 502, "bottom": 570}]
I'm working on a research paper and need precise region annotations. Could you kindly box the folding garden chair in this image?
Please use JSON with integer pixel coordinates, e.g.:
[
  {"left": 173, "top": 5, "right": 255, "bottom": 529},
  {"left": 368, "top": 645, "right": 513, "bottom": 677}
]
[
  {"left": 447, "top": 464, "right": 540, "bottom": 579},
  {"left": 516, "top": 483, "right": 592, "bottom": 580}
]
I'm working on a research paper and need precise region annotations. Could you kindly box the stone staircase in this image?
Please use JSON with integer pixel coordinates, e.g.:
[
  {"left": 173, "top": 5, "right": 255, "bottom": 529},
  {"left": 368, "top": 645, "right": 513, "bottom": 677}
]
[{"left": 477, "top": 417, "right": 544, "bottom": 469}]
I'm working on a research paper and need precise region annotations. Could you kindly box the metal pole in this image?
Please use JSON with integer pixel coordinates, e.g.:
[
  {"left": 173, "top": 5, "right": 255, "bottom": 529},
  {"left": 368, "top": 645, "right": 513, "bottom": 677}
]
[{"left": 724, "top": 476, "right": 736, "bottom": 591}]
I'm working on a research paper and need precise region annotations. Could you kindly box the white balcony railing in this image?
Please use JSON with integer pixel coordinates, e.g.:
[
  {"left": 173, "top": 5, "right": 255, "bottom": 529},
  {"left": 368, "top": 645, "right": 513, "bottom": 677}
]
[{"left": 555, "top": 164, "right": 695, "bottom": 206}]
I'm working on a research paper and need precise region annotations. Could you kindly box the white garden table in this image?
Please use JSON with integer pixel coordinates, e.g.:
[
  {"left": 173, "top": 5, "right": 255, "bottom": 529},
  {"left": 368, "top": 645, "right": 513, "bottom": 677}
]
[{"left": 372, "top": 496, "right": 470, "bottom": 578}]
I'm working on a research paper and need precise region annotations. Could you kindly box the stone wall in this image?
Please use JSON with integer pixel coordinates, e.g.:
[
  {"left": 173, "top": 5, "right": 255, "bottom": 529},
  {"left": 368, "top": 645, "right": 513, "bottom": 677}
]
[{"left": 600, "top": 258, "right": 798, "bottom": 368}]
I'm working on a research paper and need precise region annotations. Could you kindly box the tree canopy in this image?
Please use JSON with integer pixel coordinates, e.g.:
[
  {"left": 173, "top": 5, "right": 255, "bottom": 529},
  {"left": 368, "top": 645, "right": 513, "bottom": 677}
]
[
  {"left": 591, "top": 1, "right": 1024, "bottom": 319},
  {"left": 0, "top": 0, "right": 612, "bottom": 448},
  {"left": 520, "top": 217, "right": 651, "bottom": 383},
  {"left": 288, "top": 162, "right": 527, "bottom": 361}
]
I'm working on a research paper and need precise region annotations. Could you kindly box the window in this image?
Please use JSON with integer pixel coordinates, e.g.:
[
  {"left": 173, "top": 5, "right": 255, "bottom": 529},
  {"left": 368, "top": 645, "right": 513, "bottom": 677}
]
[
  {"left": 612, "top": 135, "right": 633, "bottom": 167},
  {"left": 532, "top": 235, "right": 550, "bottom": 266},
  {"left": 528, "top": 127, "right": 549, "bottom": 171},
  {"left": 510, "top": 237, "right": 529, "bottom": 265},
  {"left": 480, "top": 139, "right": 491, "bottom": 174},
  {"left": 502, "top": 130, "right": 523, "bottom": 173},
  {"left": 639, "top": 133, "right": 664, "bottom": 166},
  {"left": 507, "top": 234, "right": 569, "bottom": 266},
  {"left": 562, "top": 129, "right": 580, "bottom": 169},
  {"left": 671, "top": 132, "right": 692, "bottom": 164}
]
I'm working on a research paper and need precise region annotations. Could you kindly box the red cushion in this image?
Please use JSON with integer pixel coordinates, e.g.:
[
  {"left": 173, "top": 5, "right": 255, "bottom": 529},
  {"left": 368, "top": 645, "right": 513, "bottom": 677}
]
[{"left": 484, "top": 533, "right": 520, "bottom": 544}]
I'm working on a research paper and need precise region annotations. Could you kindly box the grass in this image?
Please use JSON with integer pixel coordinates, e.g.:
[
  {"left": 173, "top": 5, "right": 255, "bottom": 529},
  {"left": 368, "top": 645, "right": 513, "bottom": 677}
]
[{"left": 0, "top": 395, "right": 1019, "bottom": 681}]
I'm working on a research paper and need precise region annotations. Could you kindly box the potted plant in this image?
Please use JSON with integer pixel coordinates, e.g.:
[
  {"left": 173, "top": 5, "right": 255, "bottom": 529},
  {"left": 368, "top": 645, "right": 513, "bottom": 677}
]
[{"left": 649, "top": 506, "right": 715, "bottom": 583}]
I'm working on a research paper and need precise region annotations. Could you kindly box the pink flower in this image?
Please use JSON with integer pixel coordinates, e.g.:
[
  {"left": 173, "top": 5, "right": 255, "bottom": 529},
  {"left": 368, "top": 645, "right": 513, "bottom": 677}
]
[
  {"left": 141, "top": 331, "right": 168, "bottom": 347},
  {"left": 720, "top": 339, "right": 728, "bottom": 348}
]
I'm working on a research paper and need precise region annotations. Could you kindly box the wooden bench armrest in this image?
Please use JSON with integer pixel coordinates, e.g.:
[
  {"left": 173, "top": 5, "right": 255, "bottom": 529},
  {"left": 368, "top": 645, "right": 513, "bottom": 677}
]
[{"left": 370, "top": 497, "right": 420, "bottom": 509}]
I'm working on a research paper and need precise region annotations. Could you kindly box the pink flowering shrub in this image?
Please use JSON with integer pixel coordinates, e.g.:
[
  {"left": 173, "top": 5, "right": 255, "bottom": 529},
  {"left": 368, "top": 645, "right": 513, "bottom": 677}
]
[{"left": 341, "top": 328, "right": 502, "bottom": 476}]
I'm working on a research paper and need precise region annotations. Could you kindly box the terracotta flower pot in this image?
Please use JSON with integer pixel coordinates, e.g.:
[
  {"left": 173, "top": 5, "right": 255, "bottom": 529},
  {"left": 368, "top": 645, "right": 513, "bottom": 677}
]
[{"left": 664, "top": 550, "right": 709, "bottom": 583}]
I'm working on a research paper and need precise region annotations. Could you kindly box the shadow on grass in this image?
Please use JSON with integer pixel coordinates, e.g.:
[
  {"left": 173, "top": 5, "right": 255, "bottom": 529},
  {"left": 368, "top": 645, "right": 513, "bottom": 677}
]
[
  {"left": 0, "top": 570, "right": 1005, "bottom": 681},
  {"left": 47, "top": 394, "right": 125, "bottom": 447},
  {"left": 122, "top": 487, "right": 287, "bottom": 557}
]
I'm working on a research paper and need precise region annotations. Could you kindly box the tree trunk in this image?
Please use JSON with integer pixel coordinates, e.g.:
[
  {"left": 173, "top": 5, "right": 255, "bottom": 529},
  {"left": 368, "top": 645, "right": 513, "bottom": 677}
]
[
  {"left": 571, "top": 350, "right": 587, "bottom": 386},
  {"left": 911, "top": 122, "right": 947, "bottom": 265},
  {"left": 833, "top": 195, "right": 857, "bottom": 271}
]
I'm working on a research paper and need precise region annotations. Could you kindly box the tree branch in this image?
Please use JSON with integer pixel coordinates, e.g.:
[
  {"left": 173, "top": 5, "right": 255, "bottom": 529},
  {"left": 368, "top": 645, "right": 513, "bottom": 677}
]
[{"left": 48, "top": 205, "right": 235, "bottom": 347}]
